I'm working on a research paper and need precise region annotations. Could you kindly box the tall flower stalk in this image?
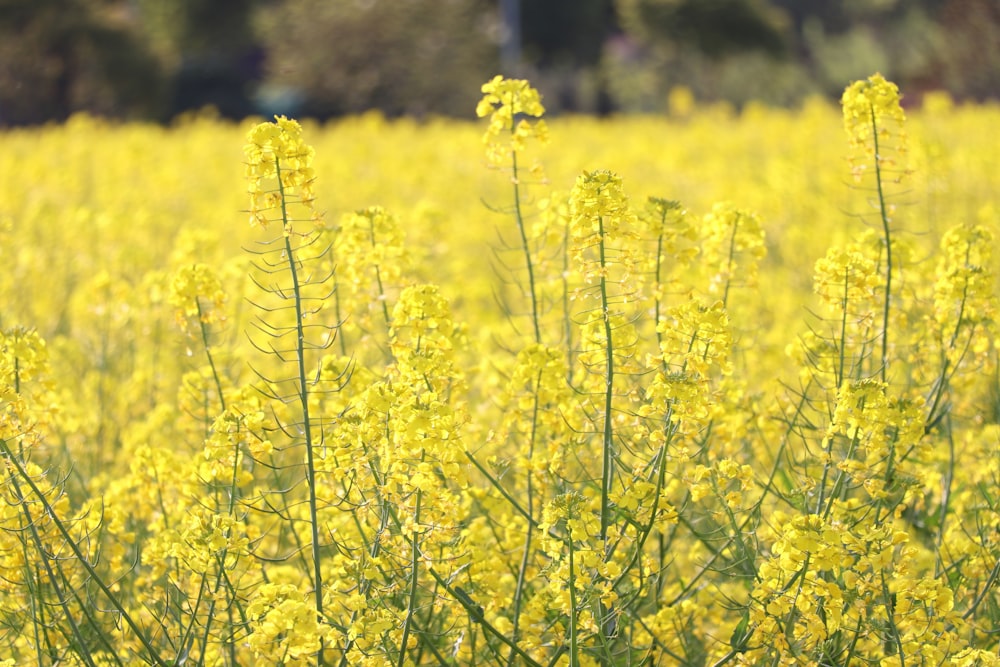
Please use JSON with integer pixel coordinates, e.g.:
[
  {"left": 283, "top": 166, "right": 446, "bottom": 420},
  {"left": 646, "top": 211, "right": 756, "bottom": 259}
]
[
  {"left": 841, "top": 73, "right": 909, "bottom": 382},
  {"left": 569, "top": 169, "right": 640, "bottom": 654},
  {"left": 477, "top": 75, "right": 549, "bottom": 344},
  {"left": 243, "top": 116, "right": 337, "bottom": 665}
]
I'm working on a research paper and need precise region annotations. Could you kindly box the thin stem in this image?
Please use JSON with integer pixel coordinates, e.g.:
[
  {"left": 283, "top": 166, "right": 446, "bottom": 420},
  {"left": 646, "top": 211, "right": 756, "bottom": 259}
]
[
  {"left": 596, "top": 213, "right": 617, "bottom": 651},
  {"left": 424, "top": 553, "right": 545, "bottom": 665},
  {"left": 653, "top": 225, "right": 666, "bottom": 352},
  {"left": 507, "top": 373, "right": 540, "bottom": 665},
  {"left": 816, "top": 271, "right": 853, "bottom": 516},
  {"left": 925, "top": 238, "right": 977, "bottom": 432},
  {"left": 511, "top": 149, "right": 542, "bottom": 344},
  {"left": 195, "top": 299, "right": 227, "bottom": 412},
  {"left": 0, "top": 437, "right": 168, "bottom": 667},
  {"left": 9, "top": 472, "right": 95, "bottom": 667},
  {"left": 597, "top": 214, "right": 615, "bottom": 551},
  {"left": 275, "top": 157, "right": 326, "bottom": 665},
  {"left": 934, "top": 415, "right": 954, "bottom": 575},
  {"left": 721, "top": 211, "right": 740, "bottom": 310},
  {"left": 366, "top": 217, "right": 393, "bottom": 331},
  {"left": 464, "top": 450, "right": 536, "bottom": 527},
  {"left": 397, "top": 490, "right": 422, "bottom": 667},
  {"left": 880, "top": 570, "right": 905, "bottom": 666},
  {"left": 870, "top": 104, "right": 893, "bottom": 383},
  {"left": 837, "top": 268, "right": 850, "bottom": 388},
  {"left": 567, "top": 509, "right": 580, "bottom": 667}
]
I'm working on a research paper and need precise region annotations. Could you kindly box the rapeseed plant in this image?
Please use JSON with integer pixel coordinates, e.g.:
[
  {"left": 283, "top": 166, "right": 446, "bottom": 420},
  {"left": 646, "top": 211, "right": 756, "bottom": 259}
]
[{"left": 0, "top": 74, "right": 996, "bottom": 666}]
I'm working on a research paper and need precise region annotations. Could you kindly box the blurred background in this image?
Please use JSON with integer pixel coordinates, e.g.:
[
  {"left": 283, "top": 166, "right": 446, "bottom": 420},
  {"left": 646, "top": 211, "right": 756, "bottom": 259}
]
[{"left": 1, "top": 0, "right": 998, "bottom": 126}]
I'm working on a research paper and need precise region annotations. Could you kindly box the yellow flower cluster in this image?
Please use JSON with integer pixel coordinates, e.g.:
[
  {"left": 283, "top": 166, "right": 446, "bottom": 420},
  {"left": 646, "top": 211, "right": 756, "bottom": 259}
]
[
  {"left": 934, "top": 223, "right": 995, "bottom": 332},
  {"left": 476, "top": 74, "right": 549, "bottom": 168},
  {"left": 699, "top": 202, "right": 767, "bottom": 300},
  {"left": 246, "top": 583, "right": 333, "bottom": 664},
  {"left": 813, "top": 242, "right": 880, "bottom": 316},
  {"left": 244, "top": 115, "right": 318, "bottom": 229},
  {"left": 569, "top": 169, "right": 639, "bottom": 292},
  {"left": 841, "top": 72, "right": 910, "bottom": 182},
  {"left": 168, "top": 262, "right": 227, "bottom": 331}
]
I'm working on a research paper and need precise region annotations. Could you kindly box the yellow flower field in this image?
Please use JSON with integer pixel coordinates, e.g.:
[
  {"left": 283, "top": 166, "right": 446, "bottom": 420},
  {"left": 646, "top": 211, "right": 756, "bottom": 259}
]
[{"left": 0, "top": 76, "right": 998, "bottom": 665}]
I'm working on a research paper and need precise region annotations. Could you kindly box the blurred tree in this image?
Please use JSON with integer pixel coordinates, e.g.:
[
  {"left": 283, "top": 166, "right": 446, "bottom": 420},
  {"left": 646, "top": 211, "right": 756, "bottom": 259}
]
[
  {"left": 607, "top": 0, "right": 999, "bottom": 110},
  {"left": 776, "top": 0, "right": 1000, "bottom": 100},
  {"left": 605, "top": 0, "right": 797, "bottom": 111},
  {"left": 3, "top": 0, "right": 996, "bottom": 124},
  {"left": 0, "top": 0, "right": 165, "bottom": 125},
  {"left": 937, "top": 0, "right": 1000, "bottom": 100},
  {"left": 501, "top": 0, "right": 616, "bottom": 113},
  {"left": 254, "top": 0, "right": 498, "bottom": 118},
  {"left": 520, "top": 0, "right": 616, "bottom": 67},
  {"left": 616, "top": 0, "right": 790, "bottom": 59},
  {"left": 132, "top": 0, "right": 261, "bottom": 118}
]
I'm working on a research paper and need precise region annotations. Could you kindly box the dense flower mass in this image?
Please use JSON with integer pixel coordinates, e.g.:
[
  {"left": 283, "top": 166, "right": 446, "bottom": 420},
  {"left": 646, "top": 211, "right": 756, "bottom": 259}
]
[{"left": 0, "top": 73, "right": 998, "bottom": 665}]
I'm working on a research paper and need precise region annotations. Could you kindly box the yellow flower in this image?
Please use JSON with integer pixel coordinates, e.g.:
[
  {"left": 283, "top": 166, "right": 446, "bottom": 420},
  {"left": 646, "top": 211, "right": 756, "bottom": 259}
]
[
  {"left": 699, "top": 202, "right": 767, "bottom": 296},
  {"left": 569, "top": 170, "right": 633, "bottom": 242},
  {"left": 168, "top": 263, "right": 227, "bottom": 331},
  {"left": 569, "top": 169, "right": 638, "bottom": 288},
  {"left": 934, "top": 223, "right": 996, "bottom": 330},
  {"left": 243, "top": 115, "right": 317, "bottom": 228},
  {"left": 476, "top": 75, "right": 549, "bottom": 168},
  {"left": 842, "top": 74, "right": 905, "bottom": 135},
  {"left": 813, "top": 243, "right": 881, "bottom": 315},
  {"left": 655, "top": 297, "right": 732, "bottom": 377},
  {"left": 247, "top": 583, "right": 332, "bottom": 663},
  {"left": 476, "top": 75, "right": 546, "bottom": 127},
  {"left": 389, "top": 284, "right": 464, "bottom": 386},
  {"left": 841, "top": 73, "right": 909, "bottom": 182}
]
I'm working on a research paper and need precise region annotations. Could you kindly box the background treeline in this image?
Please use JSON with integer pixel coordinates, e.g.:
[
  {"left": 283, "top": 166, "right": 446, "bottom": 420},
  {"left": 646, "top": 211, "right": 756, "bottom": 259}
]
[{"left": 2, "top": 0, "right": 998, "bottom": 126}]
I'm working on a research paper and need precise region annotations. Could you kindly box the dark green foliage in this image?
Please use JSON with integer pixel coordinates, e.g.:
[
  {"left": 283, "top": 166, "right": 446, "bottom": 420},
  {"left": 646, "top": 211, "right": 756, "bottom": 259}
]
[
  {"left": 0, "top": 0, "right": 165, "bottom": 125},
  {"left": 253, "top": 0, "right": 499, "bottom": 118},
  {"left": 618, "top": 0, "right": 788, "bottom": 58},
  {"left": 3, "top": 0, "right": 1000, "bottom": 125}
]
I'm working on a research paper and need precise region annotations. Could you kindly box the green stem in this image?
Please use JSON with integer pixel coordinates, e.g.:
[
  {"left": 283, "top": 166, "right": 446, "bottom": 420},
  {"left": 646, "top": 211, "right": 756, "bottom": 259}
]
[
  {"left": 275, "top": 156, "right": 326, "bottom": 664},
  {"left": 0, "top": 437, "right": 167, "bottom": 666},
  {"left": 506, "top": 92, "right": 541, "bottom": 344},
  {"left": 597, "top": 214, "right": 615, "bottom": 550},
  {"left": 176, "top": 573, "right": 209, "bottom": 663},
  {"left": 200, "top": 423, "right": 247, "bottom": 664},
  {"left": 653, "top": 226, "right": 666, "bottom": 352},
  {"left": 397, "top": 490, "right": 422, "bottom": 667},
  {"left": 464, "top": 450, "right": 536, "bottom": 527},
  {"left": 815, "top": 272, "right": 851, "bottom": 516},
  {"left": 507, "top": 374, "right": 540, "bottom": 665},
  {"left": 880, "top": 570, "right": 905, "bottom": 666},
  {"left": 610, "top": 429, "right": 673, "bottom": 592},
  {"left": 870, "top": 105, "right": 893, "bottom": 383},
  {"left": 934, "top": 418, "right": 954, "bottom": 575},
  {"left": 722, "top": 211, "right": 740, "bottom": 310},
  {"left": 596, "top": 213, "right": 617, "bottom": 651},
  {"left": 195, "top": 299, "right": 226, "bottom": 412},
  {"left": 10, "top": 473, "right": 96, "bottom": 667},
  {"left": 837, "top": 267, "right": 850, "bottom": 388},
  {"left": 925, "top": 239, "right": 976, "bottom": 432},
  {"left": 567, "top": 509, "right": 580, "bottom": 667}
]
